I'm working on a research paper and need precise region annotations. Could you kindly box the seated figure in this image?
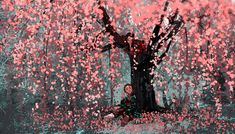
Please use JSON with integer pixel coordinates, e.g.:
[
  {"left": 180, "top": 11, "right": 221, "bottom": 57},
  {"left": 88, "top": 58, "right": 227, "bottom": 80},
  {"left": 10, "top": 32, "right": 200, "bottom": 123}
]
[{"left": 104, "top": 84, "right": 141, "bottom": 126}]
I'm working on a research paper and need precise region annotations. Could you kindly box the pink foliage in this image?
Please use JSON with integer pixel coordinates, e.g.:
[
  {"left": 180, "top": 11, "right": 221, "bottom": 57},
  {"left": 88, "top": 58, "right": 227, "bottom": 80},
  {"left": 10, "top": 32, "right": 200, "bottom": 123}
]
[{"left": 0, "top": 0, "right": 234, "bottom": 132}]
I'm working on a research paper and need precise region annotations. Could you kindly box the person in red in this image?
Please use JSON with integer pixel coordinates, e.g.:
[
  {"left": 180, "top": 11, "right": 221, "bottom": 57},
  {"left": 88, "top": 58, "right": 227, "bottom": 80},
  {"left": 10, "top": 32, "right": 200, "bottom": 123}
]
[{"left": 104, "top": 84, "right": 141, "bottom": 126}]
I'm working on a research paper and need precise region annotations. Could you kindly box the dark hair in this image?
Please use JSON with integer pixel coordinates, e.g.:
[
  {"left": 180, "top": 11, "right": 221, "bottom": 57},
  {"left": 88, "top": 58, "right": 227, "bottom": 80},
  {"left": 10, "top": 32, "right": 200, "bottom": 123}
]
[{"left": 124, "top": 83, "right": 133, "bottom": 93}]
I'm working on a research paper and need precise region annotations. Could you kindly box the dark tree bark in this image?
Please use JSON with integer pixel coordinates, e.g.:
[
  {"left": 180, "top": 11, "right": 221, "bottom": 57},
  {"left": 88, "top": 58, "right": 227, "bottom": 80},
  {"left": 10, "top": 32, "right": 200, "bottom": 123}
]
[
  {"left": 97, "top": 1, "right": 184, "bottom": 113},
  {"left": 129, "top": 50, "right": 156, "bottom": 112}
]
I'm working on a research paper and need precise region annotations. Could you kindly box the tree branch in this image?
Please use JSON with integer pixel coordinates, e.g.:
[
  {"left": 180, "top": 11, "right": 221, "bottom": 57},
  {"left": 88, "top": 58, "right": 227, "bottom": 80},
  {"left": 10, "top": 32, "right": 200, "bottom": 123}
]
[
  {"left": 97, "top": 3, "right": 116, "bottom": 36},
  {"left": 101, "top": 44, "right": 111, "bottom": 53},
  {"left": 152, "top": 11, "right": 184, "bottom": 66},
  {"left": 97, "top": 1, "right": 130, "bottom": 53},
  {"left": 157, "top": 40, "right": 172, "bottom": 65},
  {"left": 147, "top": 25, "right": 161, "bottom": 55},
  {"left": 147, "top": 1, "right": 169, "bottom": 55}
]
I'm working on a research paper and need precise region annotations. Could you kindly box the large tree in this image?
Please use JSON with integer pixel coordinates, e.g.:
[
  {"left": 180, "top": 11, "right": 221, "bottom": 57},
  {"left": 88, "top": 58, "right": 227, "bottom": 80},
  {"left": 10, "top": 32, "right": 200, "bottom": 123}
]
[
  {"left": 97, "top": 1, "right": 184, "bottom": 112},
  {"left": 0, "top": 0, "right": 234, "bottom": 132}
]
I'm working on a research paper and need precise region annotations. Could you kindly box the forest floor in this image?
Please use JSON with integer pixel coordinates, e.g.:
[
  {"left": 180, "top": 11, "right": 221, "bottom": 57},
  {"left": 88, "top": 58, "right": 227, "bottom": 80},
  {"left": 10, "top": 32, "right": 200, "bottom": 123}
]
[
  {"left": 2, "top": 104, "right": 233, "bottom": 133},
  {"left": 96, "top": 104, "right": 235, "bottom": 134}
]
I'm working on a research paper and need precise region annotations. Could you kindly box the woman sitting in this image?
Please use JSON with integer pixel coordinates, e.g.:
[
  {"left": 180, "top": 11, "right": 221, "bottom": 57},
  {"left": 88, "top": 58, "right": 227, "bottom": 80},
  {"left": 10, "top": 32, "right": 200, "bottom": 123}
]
[{"left": 104, "top": 84, "right": 141, "bottom": 126}]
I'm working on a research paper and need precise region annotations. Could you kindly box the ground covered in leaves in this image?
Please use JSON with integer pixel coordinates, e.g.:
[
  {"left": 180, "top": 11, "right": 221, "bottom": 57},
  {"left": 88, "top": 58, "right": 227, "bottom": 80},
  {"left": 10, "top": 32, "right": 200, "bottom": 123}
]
[
  {"left": 18, "top": 104, "right": 234, "bottom": 133},
  {"left": 99, "top": 105, "right": 234, "bottom": 133}
]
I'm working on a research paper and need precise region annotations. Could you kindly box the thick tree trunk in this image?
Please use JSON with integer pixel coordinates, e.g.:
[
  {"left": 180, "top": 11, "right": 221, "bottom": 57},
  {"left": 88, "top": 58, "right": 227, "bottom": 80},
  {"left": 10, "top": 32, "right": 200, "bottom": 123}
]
[
  {"left": 129, "top": 52, "right": 159, "bottom": 112},
  {"left": 129, "top": 50, "right": 170, "bottom": 113}
]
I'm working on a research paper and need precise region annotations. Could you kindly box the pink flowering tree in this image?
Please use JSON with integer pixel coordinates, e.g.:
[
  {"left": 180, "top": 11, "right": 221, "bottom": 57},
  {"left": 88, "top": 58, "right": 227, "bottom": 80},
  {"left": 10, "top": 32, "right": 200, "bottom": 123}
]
[{"left": 0, "top": 0, "right": 234, "bottom": 133}]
